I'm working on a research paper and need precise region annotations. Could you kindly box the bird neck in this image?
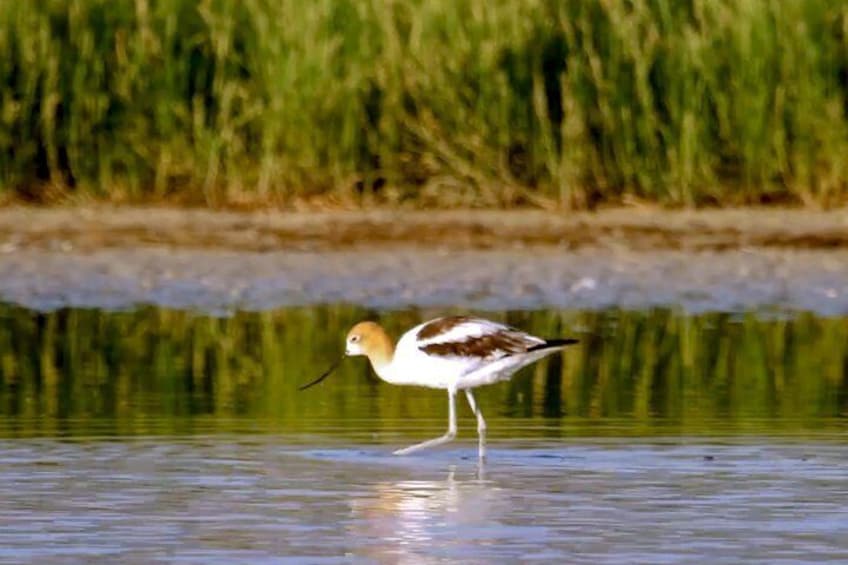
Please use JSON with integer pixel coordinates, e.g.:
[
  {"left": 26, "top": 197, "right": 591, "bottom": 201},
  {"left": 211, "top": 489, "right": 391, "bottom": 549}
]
[{"left": 366, "top": 327, "right": 396, "bottom": 377}]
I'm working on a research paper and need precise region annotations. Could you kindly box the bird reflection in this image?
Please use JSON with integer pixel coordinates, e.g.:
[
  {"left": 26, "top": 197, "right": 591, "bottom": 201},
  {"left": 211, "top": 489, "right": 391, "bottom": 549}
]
[{"left": 348, "top": 464, "right": 500, "bottom": 561}]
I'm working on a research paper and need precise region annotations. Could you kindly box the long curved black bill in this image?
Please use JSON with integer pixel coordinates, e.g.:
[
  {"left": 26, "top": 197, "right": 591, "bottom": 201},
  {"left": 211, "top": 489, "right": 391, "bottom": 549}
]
[{"left": 298, "top": 357, "right": 343, "bottom": 391}]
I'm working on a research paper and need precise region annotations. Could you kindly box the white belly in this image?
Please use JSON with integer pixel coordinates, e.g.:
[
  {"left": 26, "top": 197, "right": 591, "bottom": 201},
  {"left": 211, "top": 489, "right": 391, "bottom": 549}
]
[{"left": 379, "top": 341, "right": 556, "bottom": 390}]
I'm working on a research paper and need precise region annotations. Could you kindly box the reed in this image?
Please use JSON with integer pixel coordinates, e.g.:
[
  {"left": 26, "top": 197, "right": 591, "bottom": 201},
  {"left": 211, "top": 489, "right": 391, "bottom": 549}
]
[{"left": 1, "top": 0, "right": 847, "bottom": 207}]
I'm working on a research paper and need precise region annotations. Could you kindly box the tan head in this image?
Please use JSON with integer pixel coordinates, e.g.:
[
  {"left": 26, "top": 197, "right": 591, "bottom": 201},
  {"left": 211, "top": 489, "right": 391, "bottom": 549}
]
[
  {"left": 299, "top": 320, "right": 395, "bottom": 391},
  {"left": 345, "top": 321, "right": 394, "bottom": 368}
]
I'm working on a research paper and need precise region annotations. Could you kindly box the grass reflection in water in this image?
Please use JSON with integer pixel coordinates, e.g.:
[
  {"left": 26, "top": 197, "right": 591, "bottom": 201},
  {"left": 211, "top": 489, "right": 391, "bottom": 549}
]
[{"left": 0, "top": 304, "right": 846, "bottom": 439}]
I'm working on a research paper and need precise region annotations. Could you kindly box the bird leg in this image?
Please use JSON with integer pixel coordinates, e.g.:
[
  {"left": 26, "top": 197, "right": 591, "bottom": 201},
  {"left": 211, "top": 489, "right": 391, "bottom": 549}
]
[
  {"left": 394, "top": 388, "right": 457, "bottom": 455},
  {"left": 464, "top": 389, "right": 487, "bottom": 460}
]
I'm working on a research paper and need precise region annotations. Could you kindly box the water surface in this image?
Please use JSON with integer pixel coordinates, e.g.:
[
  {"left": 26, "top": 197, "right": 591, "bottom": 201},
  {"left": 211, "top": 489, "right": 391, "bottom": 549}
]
[
  {"left": 1, "top": 304, "right": 847, "bottom": 562},
  {"left": 2, "top": 437, "right": 847, "bottom": 563}
]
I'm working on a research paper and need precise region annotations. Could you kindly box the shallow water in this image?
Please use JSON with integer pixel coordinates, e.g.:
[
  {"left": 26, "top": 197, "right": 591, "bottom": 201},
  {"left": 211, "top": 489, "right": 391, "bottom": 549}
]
[
  {"left": 2, "top": 437, "right": 848, "bottom": 563},
  {"left": 1, "top": 304, "right": 848, "bottom": 562}
]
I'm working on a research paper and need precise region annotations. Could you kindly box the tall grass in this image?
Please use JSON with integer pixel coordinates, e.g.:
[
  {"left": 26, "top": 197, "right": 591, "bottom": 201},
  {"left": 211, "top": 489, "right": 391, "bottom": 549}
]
[
  {"left": 1, "top": 304, "right": 846, "bottom": 437},
  {"left": 1, "top": 0, "right": 848, "bottom": 207}
]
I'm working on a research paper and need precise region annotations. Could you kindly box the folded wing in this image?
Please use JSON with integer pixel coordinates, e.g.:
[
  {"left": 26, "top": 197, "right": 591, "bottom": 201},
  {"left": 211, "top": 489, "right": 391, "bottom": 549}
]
[{"left": 416, "top": 316, "right": 546, "bottom": 361}]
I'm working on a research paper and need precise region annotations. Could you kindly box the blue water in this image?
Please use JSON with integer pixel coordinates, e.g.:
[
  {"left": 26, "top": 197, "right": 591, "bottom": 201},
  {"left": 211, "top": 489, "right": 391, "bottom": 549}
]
[{"left": 2, "top": 435, "right": 847, "bottom": 563}]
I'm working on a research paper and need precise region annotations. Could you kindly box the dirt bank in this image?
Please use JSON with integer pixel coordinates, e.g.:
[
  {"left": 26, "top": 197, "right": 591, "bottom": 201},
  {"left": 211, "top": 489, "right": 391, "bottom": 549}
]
[
  {"left": 1, "top": 206, "right": 848, "bottom": 252},
  {"left": 2, "top": 206, "right": 848, "bottom": 314}
]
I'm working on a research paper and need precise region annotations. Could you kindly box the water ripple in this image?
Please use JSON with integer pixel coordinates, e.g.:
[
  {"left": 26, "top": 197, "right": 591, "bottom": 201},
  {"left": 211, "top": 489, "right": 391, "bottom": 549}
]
[{"left": 1, "top": 437, "right": 847, "bottom": 563}]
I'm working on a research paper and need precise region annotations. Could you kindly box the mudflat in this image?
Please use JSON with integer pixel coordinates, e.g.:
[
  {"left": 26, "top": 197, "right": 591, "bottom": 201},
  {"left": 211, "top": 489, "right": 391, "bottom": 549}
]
[
  {"left": 1, "top": 206, "right": 847, "bottom": 252},
  {"left": 1, "top": 206, "right": 847, "bottom": 314}
]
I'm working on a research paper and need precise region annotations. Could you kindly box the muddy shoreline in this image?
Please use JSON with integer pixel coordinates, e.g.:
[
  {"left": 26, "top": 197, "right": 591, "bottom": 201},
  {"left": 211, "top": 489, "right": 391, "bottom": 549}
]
[
  {"left": 2, "top": 206, "right": 848, "bottom": 314},
  {"left": 2, "top": 206, "right": 848, "bottom": 252}
]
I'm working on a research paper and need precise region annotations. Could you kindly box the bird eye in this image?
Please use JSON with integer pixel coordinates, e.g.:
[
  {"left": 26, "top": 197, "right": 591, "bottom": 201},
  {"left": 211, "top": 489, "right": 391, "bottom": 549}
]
[{"left": 350, "top": 335, "right": 360, "bottom": 343}]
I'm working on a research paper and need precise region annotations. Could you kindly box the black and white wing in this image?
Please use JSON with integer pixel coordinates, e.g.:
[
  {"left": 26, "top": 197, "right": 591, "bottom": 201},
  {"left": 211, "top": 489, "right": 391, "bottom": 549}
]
[{"left": 414, "top": 316, "right": 548, "bottom": 360}]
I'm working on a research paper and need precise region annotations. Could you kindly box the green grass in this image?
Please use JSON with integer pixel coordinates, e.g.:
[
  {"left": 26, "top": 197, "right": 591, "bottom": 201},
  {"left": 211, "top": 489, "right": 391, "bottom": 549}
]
[{"left": 2, "top": 0, "right": 848, "bottom": 207}]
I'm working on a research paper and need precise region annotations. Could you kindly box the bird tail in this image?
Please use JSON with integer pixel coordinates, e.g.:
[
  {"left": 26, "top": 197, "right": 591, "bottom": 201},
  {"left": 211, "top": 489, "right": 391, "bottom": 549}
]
[{"left": 528, "top": 338, "right": 579, "bottom": 352}]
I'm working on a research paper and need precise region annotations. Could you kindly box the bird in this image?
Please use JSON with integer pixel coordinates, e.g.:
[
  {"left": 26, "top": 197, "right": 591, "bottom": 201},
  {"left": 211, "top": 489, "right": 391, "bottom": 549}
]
[{"left": 299, "top": 315, "right": 579, "bottom": 459}]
